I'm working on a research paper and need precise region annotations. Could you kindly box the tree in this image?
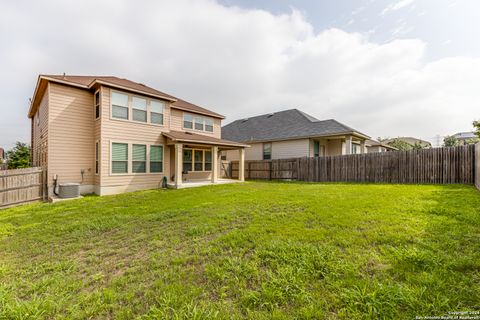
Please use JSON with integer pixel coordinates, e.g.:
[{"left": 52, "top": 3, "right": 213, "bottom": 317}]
[
  {"left": 473, "top": 120, "right": 480, "bottom": 138},
  {"left": 443, "top": 135, "right": 459, "bottom": 147},
  {"left": 386, "top": 139, "right": 413, "bottom": 151},
  {"left": 6, "top": 142, "right": 31, "bottom": 169}
]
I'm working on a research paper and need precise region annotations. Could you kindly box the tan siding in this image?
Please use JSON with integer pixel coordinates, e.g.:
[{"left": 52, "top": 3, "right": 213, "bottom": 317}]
[
  {"left": 48, "top": 83, "right": 94, "bottom": 187},
  {"left": 326, "top": 139, "right": 343, "bottom": 156},
  {"left": 272, "top": 139, "right": 310, "bottom": 159},
  {"left": 100, "top": 87, "right": 171, "bottom": 188},
  {"left": 170, "top": 108, "right": 221, "bottom": 138},
  {"left": 32, "top": 88, "right": 49, "bottom": 167}
]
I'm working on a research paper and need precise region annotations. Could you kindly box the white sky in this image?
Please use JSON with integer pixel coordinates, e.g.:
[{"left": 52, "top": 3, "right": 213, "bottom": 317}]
[{"left": 0, "top": 0, "right": 479, "bottom": 149}]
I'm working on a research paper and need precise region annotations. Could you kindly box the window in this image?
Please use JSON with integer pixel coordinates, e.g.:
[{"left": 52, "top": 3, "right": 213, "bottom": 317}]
[
  {"left": 204, "top": 150, "right": 212, "bottom": 171},
  {"left": 132, "top": 144, "right": 146, "bottom": 173},
  {"left": 194, "top": 116, "right": 204, "bottom": 131},
  {"left": 112, "top": 92, "right": 129, "bottom": 120},
  {"left": 194, "top": 150, "right": 204, "bottom": 171},
  {"left": 112, "top": 143, "right": 128, "bottom": 174},
  {"left": 263, "top": 143, "right": 272, "bottom": 160},
  {"left": 132, "top": 97, "right": 147, "bottom": 122},
  {"left": 183, "top": 114, "right": 193, "bottom": 129},
  {"left": 150, "top": 100, "right": 164, "bottom": 125},
  {"left": 205, "top": 118, "right": 214, "bottom": 132},
  {"left": 150, "top": 145, "right": 163, "bottom": 173},
  {"left": 94, "top": 90, "right": 101, "bottom": 119},
  {"left": 95, "top": 141, "right": 99, "bottom": 175},
  {"left": 314, "top": 141, "right": 320, "bottom": 157},
  {"left": 183, "top": 149, "right": 193, "bottom": 172},
  {"left": 352, "top": 143, "right": 359, "bottom": 154}
]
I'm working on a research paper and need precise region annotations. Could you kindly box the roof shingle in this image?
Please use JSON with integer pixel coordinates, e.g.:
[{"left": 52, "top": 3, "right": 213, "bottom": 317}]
[{"left": 222, "top": 109, "right": 369, "bottom": 142}]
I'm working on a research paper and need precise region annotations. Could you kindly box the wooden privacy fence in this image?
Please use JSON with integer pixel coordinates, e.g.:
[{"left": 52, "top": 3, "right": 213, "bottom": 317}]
[
  {"left": 0, "top": 167, "right": 47, "bottom": 208},
  {"left": 229, "top": 144, "right": 476, "bottom": 185}
]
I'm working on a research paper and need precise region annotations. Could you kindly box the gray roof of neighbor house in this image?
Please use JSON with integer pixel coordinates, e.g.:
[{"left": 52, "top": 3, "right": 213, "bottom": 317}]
[
  {"left": 222, "top": 109, "right": 369, "bottom": 143},
  {"left": 453, "top": 132, "right": 476, "bottom": 140}
]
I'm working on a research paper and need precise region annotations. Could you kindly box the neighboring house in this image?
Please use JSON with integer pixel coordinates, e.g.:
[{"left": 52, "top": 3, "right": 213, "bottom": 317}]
[
  {"left": 452, "top": 132, "right": 478, "bottom": 145},
  {"left": 365, "top": 139, "right": 397, "bottom": 153},
  {"left": 0, "top": 147, "right": 5, "bottom": 169},
  {"left": 29, "top": 74, "right": 247, "bottom": 196},
  {"left": 382, "top": 137, "right": 432, "bottom": 149},
  {"left": 221, "top": 109, "right": 370, "bottom": 161}
]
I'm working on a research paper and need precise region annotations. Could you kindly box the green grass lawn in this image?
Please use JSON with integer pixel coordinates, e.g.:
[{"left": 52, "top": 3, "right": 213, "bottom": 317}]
[{"left": 1, "top": 182, "right": 479, "bottom": 319}]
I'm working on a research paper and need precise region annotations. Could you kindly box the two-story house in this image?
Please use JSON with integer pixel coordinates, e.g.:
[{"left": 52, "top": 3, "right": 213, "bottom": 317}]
[{"left": 29, "top": 75, "right": 247, "bottom": 196}]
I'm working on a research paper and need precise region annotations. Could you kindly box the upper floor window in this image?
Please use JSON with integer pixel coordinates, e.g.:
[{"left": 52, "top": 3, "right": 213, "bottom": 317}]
[
  {"left": 112, "top": 92, "right": 129, "bottom": 120},
  {"left": 150, "top": 101, "right": 164, "bottom": 125},
  {"left": 132, "top": 97, "right": 147, "bottom": 122},
  {"left": 205, "top": 118, "right": 214, "bottom": 132},
  {"left": 183, "top": 113, "right": 215, "bottom": 133},
  {"left": 183, "top": 114, "right": 193, "bottom": 129},
  {"left": 94, "top": 90, "right": 101, "bottom": 119},
  {"left": 194, "top": 116, "right": 204, "bottom": 131},
  {"left": 263, "top": 142, "right": 272, "bottom": 160}
]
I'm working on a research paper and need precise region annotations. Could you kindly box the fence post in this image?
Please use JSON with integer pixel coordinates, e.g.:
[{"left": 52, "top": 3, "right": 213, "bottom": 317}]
[{"left": 269, "top": 161, "right": 273, "bottom": 180}]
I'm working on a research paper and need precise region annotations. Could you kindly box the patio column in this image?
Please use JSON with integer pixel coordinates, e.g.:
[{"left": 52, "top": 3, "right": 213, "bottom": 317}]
[
  {"left": 344, "top": 136, "right": 352, "bottom": 155},
  {"left": 211, "top": 146, "right": 218, "bottom": 183},
  {"left": 174, "top": 143, "right": 183, "bottom": 188},
  {"left": 360, "top": 140, "right": 366, "bottom": 154},
  {"left": 239, "top": 148, "right": 245, "bottom": 181}
]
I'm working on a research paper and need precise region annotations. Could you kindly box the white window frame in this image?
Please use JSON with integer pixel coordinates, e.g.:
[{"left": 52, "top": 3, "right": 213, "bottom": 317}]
[
  {"left": 109, "top": 140, "right": 165, "bottom": 176},
  {"left": 150, "top": 145, "right": 164, "bottom": 173},
  {"left": 111, "top": 90, "right": 130, "bottom": 121},
  {"left": 150, "top": 100, "right": 165, "bottom": 126},
  {"left": 94, "top": 89, "right": 101, "bottom": 120},
  {"left": 110, "top": 89, "right": 167, "bottom": 127},
  {"left": 182, "top": 112, "right": 215, "bottom": 133},
  {"left": 131, "top": 96, "right": 148, "bottom": 123}
]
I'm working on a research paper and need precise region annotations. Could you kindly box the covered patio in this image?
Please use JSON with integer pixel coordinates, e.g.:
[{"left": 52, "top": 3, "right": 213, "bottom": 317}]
[{"left": 163, "top": 130, "right": 248, "bottom": 189}]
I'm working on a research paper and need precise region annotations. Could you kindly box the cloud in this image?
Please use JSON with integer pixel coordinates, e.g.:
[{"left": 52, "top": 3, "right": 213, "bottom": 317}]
[
  {"left": 0, "top": 0, "right": 479, "bottom": 149},
  {"left": 381, "top": 0, "right": 416, "bottom": 15}
]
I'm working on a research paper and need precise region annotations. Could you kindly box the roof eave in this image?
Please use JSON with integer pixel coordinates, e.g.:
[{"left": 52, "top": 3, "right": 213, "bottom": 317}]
[
  {"left": 230, "top": 131, "right": 370, "bottom": 144},
  {"left": 163, "top": 133, "right": 248, "bottom": 148},
  {"left": 91, "top": 79, "right": 178, "bottom": 103},
  {"left": 170, "top": 105, "right": 225, "bottom": 120}
]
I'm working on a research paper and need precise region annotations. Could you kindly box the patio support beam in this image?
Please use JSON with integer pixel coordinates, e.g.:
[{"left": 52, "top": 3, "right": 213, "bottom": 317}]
[
  {"left": 345, "top": 136, "right": 352, "bottom": 155},
  {"left": 211, "top": 146, "right": 219, "bottom": 183},
  {"left": 360, "top": 140, "right": 366, "bottom": 154},
  {"left": 174, "top": 143, "right": 183, "bottom": 188},
  {"left": 239, "top": 148, "right": 245, "bottom": 181}
]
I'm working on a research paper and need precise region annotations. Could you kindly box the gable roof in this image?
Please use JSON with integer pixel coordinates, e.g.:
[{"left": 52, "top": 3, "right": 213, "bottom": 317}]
[
  {"left": 28, "top": 75, "right": 224, "bottom": 119},
  {"left": 222, "top": 109, "right": 369, "bottom": 143}
]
